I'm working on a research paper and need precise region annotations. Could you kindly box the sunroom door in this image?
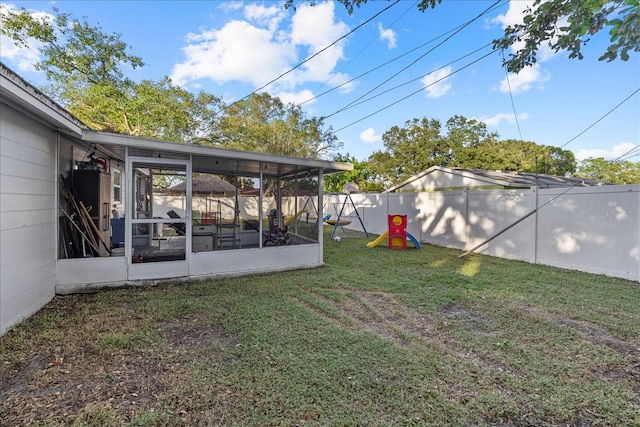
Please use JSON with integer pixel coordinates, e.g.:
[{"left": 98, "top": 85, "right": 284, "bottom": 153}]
[{"left": 126, "top": 157, "right": 190, "bottom": 281}]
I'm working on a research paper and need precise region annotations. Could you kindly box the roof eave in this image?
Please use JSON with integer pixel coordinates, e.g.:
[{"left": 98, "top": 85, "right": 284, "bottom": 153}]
[
  {"left": 84, "top": 130, "right": 352, "bottom": 178},
  {"left": 0, "top": 62, "right": 85, "bottom": 136}
]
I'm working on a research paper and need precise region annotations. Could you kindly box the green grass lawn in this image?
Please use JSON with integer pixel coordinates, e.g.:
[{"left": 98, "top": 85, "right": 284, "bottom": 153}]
[{"left": 1, "top": 228, "right": 639, "bottom": 426}]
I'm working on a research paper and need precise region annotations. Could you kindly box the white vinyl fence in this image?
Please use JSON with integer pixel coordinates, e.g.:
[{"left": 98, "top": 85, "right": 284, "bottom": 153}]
[{"left": 326, "top": 185, "right": 640, "bottom": 282}]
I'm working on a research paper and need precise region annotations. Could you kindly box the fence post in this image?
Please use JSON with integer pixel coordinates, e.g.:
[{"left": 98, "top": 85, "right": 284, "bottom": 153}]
[
  {"left": 533, "top": 186, "right": 539, "bottom": 265},
  {"left": 464, "top": 187, "right": 469, "bottom": 250}
]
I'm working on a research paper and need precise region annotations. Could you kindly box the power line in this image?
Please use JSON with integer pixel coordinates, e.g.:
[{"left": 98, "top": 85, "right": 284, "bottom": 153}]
[
  {"left": 617, "top": 145, "right": 640, "bottom": 162},
  {"left": 610, "top": 144, "right": 640, "bottom": 163},
  {"left": 334, "top": 48, "right": 500, "bottom": 132},
  {"left": 304, "top": 0, "right": 418, "bottom": 99},
  {"left": 297, "top": 2, "right": 484, "bottom": 108},
  {"left": 329, "top": 43, "right": 494, "bottom": 115},
  {"left": 219, "top": 0, "right": 400, "bottom": 114},
  {"left": 560, "top": 87, "right": 640, "bottom": 149},
  {"left": 501, "top": 49, "right": 523, "bottom": 141},
  {"left": 324, "top": 0, "right": 506, "bottom": 120}
]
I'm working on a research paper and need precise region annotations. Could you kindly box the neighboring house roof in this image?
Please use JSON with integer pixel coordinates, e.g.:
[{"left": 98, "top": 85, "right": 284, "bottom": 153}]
[
  {"left": 386, "top": 166, "right": 612, "bottom": 192},
  {"left": 0, "top": 61, "right": 352, "bottom": 179},
  {"left": 168, "top": 175, "right": 237, "bottom": 194}
]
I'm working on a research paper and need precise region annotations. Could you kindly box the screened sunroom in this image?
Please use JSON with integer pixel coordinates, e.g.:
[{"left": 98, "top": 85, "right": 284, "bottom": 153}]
[{"left": 55, "top": 131, "right": 351, "bottom": 293}]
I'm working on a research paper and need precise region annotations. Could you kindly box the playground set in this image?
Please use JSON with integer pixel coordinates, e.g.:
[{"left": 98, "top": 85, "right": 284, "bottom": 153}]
[
  {"left": 367, "top": 214, "right": 422, "bottom": 250},
  {"left": 316, "top": 184, "right": 420, "bottom": 250}
]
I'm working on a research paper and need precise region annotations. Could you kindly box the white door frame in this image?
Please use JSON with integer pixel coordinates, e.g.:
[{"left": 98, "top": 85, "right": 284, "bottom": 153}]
[{"left": 126, "top": 155, "right": 191, "bottom": 281}]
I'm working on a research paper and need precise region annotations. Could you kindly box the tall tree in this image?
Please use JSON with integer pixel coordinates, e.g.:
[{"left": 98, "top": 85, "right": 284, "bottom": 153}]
[
  {"left": 323, "top": 154, "right": 385, "bottom": 193},
  {"left": 368, "top": 117, "right": 448, "bottom": 186},
  {"left": 0, "top": 7, "right": 224, "bottom": 143},
  {"left": 459, "top": 139, "right": 576, "bottom": 175},
  {"left": 537, "top": 146, "right": 576, "bottom": 176},
  {"left": 462, "top": 139, "right": 542, "bottom": 171},
  {"left": 63, "top": 77, "right": 223, "bottom": 142},
  {"left": 290, "top": 0, "right": 640, "bottom": 73},
  {"left": 217, "top": 93, "right": 342, "bottom": 159},
  {"left": 445, "top": 115, "right": 499, "bottom": 166},
  {"left": 365, "top": 115, "right": 577, "bottom": 187},
  {"left": 576, "top": 157, "right": 640, "bottom": 184},
  {"left": 0, "top": 7, "right": 143, "bottom": 88},
  {"left": 495, "top": 0, "right": 640, "bottom": 72}
]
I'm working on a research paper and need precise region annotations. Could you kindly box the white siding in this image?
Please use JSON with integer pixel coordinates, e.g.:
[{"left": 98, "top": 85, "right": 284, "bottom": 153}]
[{"left": 1, "top": 104, "right": 57, "bottom": 334}]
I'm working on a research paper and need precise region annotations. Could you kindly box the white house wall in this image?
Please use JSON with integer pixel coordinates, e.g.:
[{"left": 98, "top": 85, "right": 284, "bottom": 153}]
[
  {"left": 56, "top": 257, "right": 128, "bottom": 294},
  {"left": 54, "top": 244, "right": 322, "bottom": 294},
  {"left": 189, "top": 244, "right": 321, "bottom": 279},
  {"left": 1, "top": 103, "right": 57, "bottom": 334}
]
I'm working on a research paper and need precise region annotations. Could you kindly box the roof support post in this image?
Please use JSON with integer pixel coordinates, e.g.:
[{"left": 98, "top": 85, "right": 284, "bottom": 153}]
[
  {"left": 317, "top": 167, "right": 324, "bottom": 263},
  {"left": 259, "top": 163, "right": 264, "bottom": 248}
]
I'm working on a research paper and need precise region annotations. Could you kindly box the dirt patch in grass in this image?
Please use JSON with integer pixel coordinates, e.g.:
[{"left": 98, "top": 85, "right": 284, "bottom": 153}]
[
  {"left": 292, "top": 286, "right": 640, "bottom": 420},
  {"left": 0, "top": 316, "right": 231, "bottom": 426},
  {"left": 512, "top": 303, "right": 639, "bottom": 358},
  {"left": 293, "top": 288, "right": 511, "bottom": 374},
  {"left": 1, "top": 350, "right": 182, "bottom": 425},
  {"left": 161, "top": 318, "right": 233, "bottom": 354},
  {"left": 440, "top": 303, "right": 492, "bottom": 334},
  {"left": 512, "top": 302, "right": 640, "bottom": 394}
]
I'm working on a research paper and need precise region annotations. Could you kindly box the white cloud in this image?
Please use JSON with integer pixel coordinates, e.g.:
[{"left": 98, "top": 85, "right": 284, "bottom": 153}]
[
  {"left": 171, "top": 20, "right": 295, "bottom": 87},
  {"left": 377, "top": 22, "right": 397, "bottom": 49},
  {"left": 498, "top": 64, "right": 550, "bottom": 94},
  {"left": 171, "top": 2, "right": 350, "bottom": 93},
  {"left": 480, "top": 112, "right": 530, "bottom": 127},
  {"left": 244, "top": 3, "right": 286, "bottom": 33},
  {"left": 274, "top": 89, "right": 316, "bottom": 107},
  {"left": 360, "top": 128, "right": 382, "bottom": 144},
  {"left": 218, "top": 1, "right": 243, "bottom": 13},
  {"left": 0, "top": 34, "right": 42, "bottom": 71},
  {"left": 289, "top": 2, "right": 348, "bottom": 83},
  {"left": 0, "top": 4, "right": 51, "bottom": 72},
  {"left": 492, "top": 0, "right": 532, "bottom": 28},
  {"left": 422, "top": 66, "right": 452, "bottom": 98},
  {"left": 575, "top": 142, "right": 639, "bottom": 161}
]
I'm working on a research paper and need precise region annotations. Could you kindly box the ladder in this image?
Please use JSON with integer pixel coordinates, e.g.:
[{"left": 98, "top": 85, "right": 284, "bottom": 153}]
[{"left": 216, "top": 200, "right": 241, "bottom": 249}]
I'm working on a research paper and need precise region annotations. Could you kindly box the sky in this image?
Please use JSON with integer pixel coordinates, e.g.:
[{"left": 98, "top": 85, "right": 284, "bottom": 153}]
[{"left": 1, "top": 0, "right": 639, "bottom": 163}]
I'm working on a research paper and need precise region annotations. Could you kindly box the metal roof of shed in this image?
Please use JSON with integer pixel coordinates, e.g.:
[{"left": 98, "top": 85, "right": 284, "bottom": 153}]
[{"left": 386, "top": 166, "right": 612, "bottom": 192}]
